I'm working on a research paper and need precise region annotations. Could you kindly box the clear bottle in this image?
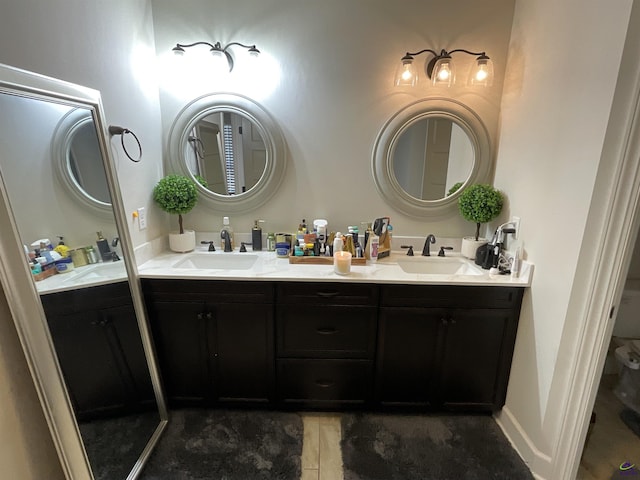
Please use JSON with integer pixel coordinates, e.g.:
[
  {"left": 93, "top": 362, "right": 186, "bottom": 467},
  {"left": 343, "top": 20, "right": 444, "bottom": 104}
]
[
  {"left": 222, "top": 216, "right": 235, "bottom": 250},
  {"left": 266, "top": 232, "right": 276, "bottom": 251}
]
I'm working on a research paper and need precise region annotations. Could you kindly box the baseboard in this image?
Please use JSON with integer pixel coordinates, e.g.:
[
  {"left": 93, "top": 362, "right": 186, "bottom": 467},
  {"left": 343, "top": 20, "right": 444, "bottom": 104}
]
[{"left": 494, "top": 406, "right": 553, "bottom": 480}]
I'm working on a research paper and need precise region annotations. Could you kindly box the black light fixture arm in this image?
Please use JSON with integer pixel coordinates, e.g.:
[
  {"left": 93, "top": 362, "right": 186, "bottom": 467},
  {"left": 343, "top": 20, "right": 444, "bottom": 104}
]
[
  {"left": 174, "top": 41, "right": 220, "bottom": 50},
  {"left": 172, "top": 40, "right": 260, "bottom": 72}
]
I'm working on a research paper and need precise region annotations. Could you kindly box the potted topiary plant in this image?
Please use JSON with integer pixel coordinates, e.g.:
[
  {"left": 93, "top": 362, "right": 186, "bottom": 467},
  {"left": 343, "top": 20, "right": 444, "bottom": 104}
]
[
  {"left": 153, "top": 174, "right": 199, "bottom": 252},
  {"left": 457, "top": 183, "right": 504, "bottom": 259}
]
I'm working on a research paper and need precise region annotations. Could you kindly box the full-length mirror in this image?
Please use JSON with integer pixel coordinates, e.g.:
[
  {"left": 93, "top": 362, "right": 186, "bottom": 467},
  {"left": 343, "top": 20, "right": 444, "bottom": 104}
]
[
  {"left": 0, "top": 64, "right": 166, "bottom": 480},
  {"left": 168, "top": 93, "right": 286, "bottom": 213},
  {"left": 372, "top": 98, "right": 492, "bottom": 218}
]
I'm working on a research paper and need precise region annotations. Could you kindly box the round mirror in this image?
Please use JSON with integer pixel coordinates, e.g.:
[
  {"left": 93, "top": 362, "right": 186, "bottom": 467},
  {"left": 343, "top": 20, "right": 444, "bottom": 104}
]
[
  {"left": 168, "top": 93, "right": 286, "bottom": 213},
  {"left": 372, "top": 98, "right": 491, "bottom": 218},
  {"left": 53, "top": 108, "right": 112, "bottom": 213}
]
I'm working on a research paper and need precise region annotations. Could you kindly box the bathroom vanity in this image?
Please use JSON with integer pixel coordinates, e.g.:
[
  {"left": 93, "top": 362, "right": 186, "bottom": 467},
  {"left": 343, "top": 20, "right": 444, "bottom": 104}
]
[{"left": 138, "top": 250, "right": 531, "bottom": 413}]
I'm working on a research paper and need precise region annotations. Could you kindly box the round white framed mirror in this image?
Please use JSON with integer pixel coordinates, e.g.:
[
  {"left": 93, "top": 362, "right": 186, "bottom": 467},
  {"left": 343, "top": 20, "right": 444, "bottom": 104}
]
[
  {"left": 52, "top": 107, "right": 113, "bottom": 214},
  {"left": 168, "top": 93, "right": 286, "bottom": 213},
  {"left": 372, "top": 98, "right": 491, "bottom": 218}
]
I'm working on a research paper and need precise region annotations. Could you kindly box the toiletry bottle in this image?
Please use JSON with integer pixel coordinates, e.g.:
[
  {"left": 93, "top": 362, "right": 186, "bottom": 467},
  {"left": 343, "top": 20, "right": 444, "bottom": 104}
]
[
  {"left": 222, "top": 217, "right": 235, "bottom": 250},
  {"left": 96, "top": 231, "right": 112, "bottom": 261},
  {"left": 266, "top": 232, "right": 275, "bottom": 251},
  {"left": 252, "top": 220, "right": 263, "bottom": 251},
  {"left": 333, "top": 232, "right": 344, "bottom": 255}
]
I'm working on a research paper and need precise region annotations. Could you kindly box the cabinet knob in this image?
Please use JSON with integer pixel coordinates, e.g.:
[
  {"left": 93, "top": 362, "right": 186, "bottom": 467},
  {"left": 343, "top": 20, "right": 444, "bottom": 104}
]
[
  {"left": 441, "top": 318, "right": 448, "bottom": 325},
  {"left": 206, "top": 312, "right": 212, "bottom": 320}
]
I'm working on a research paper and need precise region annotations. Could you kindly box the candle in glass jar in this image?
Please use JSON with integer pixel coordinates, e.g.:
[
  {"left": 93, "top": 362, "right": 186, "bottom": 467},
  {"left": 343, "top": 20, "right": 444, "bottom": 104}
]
[{"left": 334, "top": 250, "right": 352, "bottom": 275}]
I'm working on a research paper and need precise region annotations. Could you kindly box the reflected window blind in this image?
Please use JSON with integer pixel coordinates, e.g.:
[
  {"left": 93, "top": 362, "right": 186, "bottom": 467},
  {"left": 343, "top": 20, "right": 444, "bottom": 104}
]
[{"left": 223, "top": 124, "right": 236, "bottom": 194}]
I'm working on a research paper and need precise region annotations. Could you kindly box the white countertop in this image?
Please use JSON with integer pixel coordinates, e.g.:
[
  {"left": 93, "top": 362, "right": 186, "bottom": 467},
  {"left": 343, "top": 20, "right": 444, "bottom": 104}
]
[
  {"left": 137, "top": 248, "right": 533, "bottom": 287},
  {"left": 36, "top": 261, "right": 128, "bottom": 295}
]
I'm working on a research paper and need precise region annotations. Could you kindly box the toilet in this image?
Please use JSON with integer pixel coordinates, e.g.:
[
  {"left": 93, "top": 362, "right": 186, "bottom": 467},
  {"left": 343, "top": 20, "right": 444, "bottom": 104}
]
[{"left": 613, "top": 279, "right": 640, "bottom": 413}]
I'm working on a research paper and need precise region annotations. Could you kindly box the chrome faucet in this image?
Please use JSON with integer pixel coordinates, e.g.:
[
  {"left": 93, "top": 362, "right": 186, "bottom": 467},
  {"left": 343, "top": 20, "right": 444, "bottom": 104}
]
[
  {"left": 422, "top": 234, "right": 436, "bottom": 256},
  {"left": 221, "top": 230, "right": 232, "bottom": 252}
]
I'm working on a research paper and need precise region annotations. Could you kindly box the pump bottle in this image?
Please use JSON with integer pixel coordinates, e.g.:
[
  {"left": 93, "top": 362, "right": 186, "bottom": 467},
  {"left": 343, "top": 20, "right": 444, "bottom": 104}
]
[{"left": 252, "top": 220, "right": 263, "bottom": 251}]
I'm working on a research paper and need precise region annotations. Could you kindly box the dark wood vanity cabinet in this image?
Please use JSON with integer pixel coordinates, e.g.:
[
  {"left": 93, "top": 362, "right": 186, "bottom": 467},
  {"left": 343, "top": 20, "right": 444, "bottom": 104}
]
[
  {"left": 141, "top": 279, "right": 274, "bottom": 408},
  {"left": 275, "top": 282, "right": 378, "bottom": 408},
  {"left": 376, "top": 285, "right": 524, "bottom": 411},
  {"left": 41, "top": 282, "right": 155, "bottom": 421},
  {"left": 140, "top": 278, "right": 523, "bottom": 413}
]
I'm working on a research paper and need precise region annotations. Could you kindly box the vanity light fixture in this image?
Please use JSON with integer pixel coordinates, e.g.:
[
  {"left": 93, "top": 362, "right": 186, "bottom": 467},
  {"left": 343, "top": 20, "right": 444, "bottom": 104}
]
[
  {"left": 172, "top": 41, "right": 260, "bottom": 72},
  {"left": 395, "top": 48, "right": 493, "bottom": 87}
]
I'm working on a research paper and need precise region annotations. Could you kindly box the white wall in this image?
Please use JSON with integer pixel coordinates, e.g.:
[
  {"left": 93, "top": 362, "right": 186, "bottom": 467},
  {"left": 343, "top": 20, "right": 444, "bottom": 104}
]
[
  {"left": 493, "top": 0, "right": 633, "bottom": 472},
  {"left": 151, "top": 0, "right": 515, "bottom": 238}
]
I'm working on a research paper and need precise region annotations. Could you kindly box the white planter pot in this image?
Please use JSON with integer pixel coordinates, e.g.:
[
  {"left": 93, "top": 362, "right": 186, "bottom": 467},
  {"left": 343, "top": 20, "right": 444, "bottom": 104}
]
[
  {"left": 169, "top": 230, "right": 196, "bottom": 253},
  {"left": 461, "top": 236, "right": 487, "bottom": 259}
]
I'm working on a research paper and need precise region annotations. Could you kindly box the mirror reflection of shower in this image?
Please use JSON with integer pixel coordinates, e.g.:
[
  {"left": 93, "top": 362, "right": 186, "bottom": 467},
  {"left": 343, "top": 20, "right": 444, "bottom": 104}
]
[{"left": 187, "top": 111, "right": 266, "bottom": 196}]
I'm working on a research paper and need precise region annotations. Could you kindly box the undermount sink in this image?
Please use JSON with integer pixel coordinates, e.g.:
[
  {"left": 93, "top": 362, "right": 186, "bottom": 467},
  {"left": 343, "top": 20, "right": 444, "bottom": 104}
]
[
  {"left": 396, "top": 256, "right": 484, "bottom": 276},
  {"left": 172, "top": 253, "right": 258, "bottom": 270},
  {"left": 63, "top": 261, "right": 127, "bottom": 283}
]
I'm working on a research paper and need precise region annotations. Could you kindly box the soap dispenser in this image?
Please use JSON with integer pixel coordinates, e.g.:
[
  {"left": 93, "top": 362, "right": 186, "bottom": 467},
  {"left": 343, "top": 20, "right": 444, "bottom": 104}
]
[{"left": 252, "top": 220, "right": 264, "bottom": 251}]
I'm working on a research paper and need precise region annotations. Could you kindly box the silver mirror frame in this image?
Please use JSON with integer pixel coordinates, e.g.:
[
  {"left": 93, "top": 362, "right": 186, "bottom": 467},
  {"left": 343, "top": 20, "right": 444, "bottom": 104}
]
[
  {"left": 0, "top": 63, "right": 167, "bottom": 480},
  {"left": 168, "top": 93, "right": 286, "bottom": 213},
  {"left": 52, "top": 107, "right": 113, "bottom": 214},
  {"left": 372, "top": 97, "right": 492, "bottom": 218}
]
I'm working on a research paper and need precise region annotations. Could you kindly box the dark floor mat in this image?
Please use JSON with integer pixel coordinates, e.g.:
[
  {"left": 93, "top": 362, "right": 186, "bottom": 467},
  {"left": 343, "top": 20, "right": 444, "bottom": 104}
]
[
  {"left": 140, "top": 409, "right": 303, "bottom": 480},
  {"left": 341, "top": 413, "right": 533, "bottom": 480}
]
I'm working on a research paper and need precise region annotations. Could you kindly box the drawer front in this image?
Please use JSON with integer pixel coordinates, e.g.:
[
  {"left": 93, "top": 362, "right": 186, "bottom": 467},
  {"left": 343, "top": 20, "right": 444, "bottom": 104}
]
[
  {"left": 277, "top": 305, "right": 377, "bottom": 359},
  {"left": 381, "top": 285, "right": 524, "bottom": 309},
  {"left": 141, "top": 278, "right": 274, "bottom": 303},
  {"left": 276, "top": 282, "right": 378, "bottom": 306},
  {"left": 41, "top": 281, "right": 132, "bottom": 314},
  {"left": 277, "top": 359, "right": 372, "bottom": 405}
]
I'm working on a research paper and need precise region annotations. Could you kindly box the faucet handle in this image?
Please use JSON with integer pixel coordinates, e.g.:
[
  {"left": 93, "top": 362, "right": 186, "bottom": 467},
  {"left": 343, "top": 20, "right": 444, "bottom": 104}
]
[
  {"left": 240, "top": 242, "right": 247, "bottom": 253},
  {"left": 200, "top": 241, "right": 216, "bottom": 252},
  {"left": 438, "top": 246, "right": 454, "bottom": 257},
  {"left": 401, "top": 245, "right": 414, "bottom": 256}
]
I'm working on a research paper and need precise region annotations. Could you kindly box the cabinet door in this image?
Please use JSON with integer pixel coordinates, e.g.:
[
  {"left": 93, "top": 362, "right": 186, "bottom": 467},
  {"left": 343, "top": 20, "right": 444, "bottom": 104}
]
[
  {"left": 438, "top": 308, "right": 515, "bottom": 410},
  {"left": 148, "top": 300, "right": 211, "bottom": 406},
  {"left": 211, "top": 303, "right": 274, "bottom": 404},
  {"left": 376, "top": 307, "right": 442, "bottom": 407},
  {"left": 47, "top": 305, "right": 149, "bottom": 420}
]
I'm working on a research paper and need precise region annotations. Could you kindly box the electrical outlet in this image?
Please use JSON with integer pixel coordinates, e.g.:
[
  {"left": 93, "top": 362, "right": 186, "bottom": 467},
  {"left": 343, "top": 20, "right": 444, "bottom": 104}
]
[
  {"left": 511, "top": 216, "right": 520, "bottom": 240},
  {"left": 138, "top": 207, "right": 147, "bottom": 230}
]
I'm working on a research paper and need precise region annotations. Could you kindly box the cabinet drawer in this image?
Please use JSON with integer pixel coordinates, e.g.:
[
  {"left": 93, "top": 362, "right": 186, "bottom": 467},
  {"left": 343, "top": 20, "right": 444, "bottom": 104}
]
[
  {"left": 276, "top": 282, "right": 378, "bottom": 306},
  {"left": 141, "top": 278, "right": 273, "bottom": 303},
  {"left": 381, "top": 285, "right": 523, "bottom": 309},
  {"left": 277, "top": 359, "right": 372, "bottom": 405},
  {"left": 41, "top": 281, "right": 132, "bottom": 314},
  {"left": 277, "top": 306, "right": 377, "bottom": 359}
]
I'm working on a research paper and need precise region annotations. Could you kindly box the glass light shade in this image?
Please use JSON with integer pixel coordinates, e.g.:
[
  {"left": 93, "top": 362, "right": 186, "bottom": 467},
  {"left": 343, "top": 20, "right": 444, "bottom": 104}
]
[
  {"left": 431, "top": 57, "right": 455, "bottom": 87},
  {"left": 395, "top": 59, "right": 418, "bottom": 87},
  {"left": 469, "top": 57, "right": 494, "bottom": 87}
]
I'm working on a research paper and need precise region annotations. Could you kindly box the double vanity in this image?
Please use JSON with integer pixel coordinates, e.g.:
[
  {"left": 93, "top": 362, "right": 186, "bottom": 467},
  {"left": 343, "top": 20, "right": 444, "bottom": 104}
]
[{"left": 39, "top": 248, "right": 531, "bottom": 417}]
